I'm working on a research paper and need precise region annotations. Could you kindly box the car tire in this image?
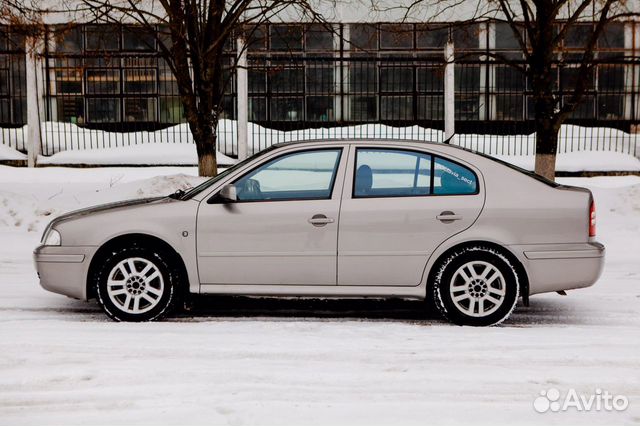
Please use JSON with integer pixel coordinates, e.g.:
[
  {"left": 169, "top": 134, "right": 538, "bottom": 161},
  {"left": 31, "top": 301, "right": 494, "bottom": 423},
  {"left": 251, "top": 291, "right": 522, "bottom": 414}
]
[
  {"left": 432, "top": 245, "right": 519, "bottom": 326},
  {"left": 95, "top": 245, "right": 178, "bottom": 322}
]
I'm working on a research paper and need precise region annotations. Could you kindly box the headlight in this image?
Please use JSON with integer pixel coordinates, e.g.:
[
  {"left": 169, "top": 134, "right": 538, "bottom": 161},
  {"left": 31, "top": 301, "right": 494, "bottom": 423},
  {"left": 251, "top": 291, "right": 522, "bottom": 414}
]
[{"left": 42, "top": 229, "right": 61, "bottom": 246}]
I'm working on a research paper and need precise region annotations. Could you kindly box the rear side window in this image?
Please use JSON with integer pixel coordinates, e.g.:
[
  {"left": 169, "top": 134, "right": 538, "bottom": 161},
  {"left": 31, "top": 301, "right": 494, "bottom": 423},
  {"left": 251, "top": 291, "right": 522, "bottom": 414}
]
[
  {"left": 434, "top": 157, "right": 477, "bottom": 195},
  {"left": 354, "top": 149, "right": 432, "bottom": 197}
]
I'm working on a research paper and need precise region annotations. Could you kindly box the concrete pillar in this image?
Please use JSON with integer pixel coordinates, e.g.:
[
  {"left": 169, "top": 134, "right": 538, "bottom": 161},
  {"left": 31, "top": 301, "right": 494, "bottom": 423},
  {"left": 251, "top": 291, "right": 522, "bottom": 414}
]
[
  {"left": 26, "top": 36, "right": 45, "bottom": 167},
  {"left": 236, "top": 36, "right": 249, "bottom": 159},
  {"left": 444, "top": 41, "right": 455, "bottom": 143}
]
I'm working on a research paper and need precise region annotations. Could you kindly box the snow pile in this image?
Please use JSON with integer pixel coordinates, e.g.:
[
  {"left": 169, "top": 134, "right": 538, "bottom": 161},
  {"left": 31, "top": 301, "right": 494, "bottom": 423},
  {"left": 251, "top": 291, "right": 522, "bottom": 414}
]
[
  {"left": 0, "top": 143, "right": 27, "bottom": 161},
  {"left": 0, "top": 166, "right": 205, "bottom": 233}
]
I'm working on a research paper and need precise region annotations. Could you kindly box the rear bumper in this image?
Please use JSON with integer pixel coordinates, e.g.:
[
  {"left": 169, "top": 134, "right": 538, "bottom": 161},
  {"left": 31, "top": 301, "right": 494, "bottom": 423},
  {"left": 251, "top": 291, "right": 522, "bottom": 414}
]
[
  {"left": 511, "top": 242, "right": 605, "bottom": 295},
  {"left": 33, "top": 245, "right": 96, "bottom": 300}
]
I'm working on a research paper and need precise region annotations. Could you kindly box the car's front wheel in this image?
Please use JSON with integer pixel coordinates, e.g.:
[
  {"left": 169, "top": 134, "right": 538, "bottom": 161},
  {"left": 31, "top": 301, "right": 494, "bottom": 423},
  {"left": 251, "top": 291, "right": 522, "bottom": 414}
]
[
  {"left": 95, "top": 246, "right": 177, "bottom": 322},
  {"left": 433, "top": 246, "right": 519, "bottom": 326}
]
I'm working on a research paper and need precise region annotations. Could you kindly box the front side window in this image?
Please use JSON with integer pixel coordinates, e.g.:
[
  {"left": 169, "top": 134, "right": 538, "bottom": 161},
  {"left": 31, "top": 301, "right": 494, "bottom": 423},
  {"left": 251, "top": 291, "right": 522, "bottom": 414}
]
[
  {"left": 354, "top": 149, "right": 432, "bottom": 197},
  {"left": 233, "top": 149, "right": 342, "bottom": 201},
  {"left": 434, "top": 157, "right": 477, "bottom": 195}
]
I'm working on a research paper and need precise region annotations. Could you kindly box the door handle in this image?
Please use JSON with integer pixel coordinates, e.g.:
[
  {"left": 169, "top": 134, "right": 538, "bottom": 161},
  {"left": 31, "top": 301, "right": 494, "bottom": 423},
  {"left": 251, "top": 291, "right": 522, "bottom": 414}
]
[
  {"left": 308, "top": 214, "right": 334, "bottom": 226},
  {"left": 436, "top": 211, "right": 463, "bottom": 222}
]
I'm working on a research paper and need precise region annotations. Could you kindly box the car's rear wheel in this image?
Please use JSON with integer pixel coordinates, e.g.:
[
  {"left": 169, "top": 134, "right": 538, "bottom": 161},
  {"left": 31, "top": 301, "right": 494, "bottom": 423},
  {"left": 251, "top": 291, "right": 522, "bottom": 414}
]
[
  {"left": 95, "top": 246, "right": 177, "bottom": 322},
  {"left": 433, "top": 246, "right": 519, "bottom": 326}
]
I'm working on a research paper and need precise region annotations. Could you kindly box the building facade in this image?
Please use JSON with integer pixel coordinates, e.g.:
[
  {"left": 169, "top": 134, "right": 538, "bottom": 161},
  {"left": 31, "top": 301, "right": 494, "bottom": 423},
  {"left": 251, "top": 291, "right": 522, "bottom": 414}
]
[{"left": 1, "top": 19, "right": 640, "bottom": 156}]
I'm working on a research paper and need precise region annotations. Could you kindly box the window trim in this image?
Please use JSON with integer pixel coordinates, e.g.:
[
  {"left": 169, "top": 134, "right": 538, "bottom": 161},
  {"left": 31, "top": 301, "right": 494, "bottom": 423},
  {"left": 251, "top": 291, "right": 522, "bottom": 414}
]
[
  {"left": 351, "top": 147, "right": 480, "bottom": 199},
  {"left": 210, "top": 147, "right": 344, "bottom": 204}
]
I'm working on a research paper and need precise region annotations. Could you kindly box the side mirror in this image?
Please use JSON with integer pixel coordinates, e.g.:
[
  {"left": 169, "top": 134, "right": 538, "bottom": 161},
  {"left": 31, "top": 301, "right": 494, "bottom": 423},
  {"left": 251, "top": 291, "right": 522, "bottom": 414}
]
[{"left": 218, "top": 184, "right": 237, "bottom": 202}]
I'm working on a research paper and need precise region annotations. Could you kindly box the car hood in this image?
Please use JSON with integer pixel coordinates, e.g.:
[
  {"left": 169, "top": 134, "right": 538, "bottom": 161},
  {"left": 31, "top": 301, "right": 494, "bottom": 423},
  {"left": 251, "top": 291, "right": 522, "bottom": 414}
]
[{"left": 44, "top": 196, "right": 169, "bottom": 234}]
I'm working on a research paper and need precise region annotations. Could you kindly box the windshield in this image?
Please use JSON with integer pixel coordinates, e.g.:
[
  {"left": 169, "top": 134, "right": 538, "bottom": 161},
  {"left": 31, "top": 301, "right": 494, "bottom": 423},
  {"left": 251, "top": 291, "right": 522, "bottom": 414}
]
[{"left": 180, "top": 145, "right": 279, "bottom": 200}]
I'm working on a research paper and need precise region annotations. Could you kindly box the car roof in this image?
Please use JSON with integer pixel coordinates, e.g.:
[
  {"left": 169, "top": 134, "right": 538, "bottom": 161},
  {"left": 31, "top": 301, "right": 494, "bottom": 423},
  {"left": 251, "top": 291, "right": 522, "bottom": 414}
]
[{"left": 271, "top": 138, "right": 463, "bottom": 150}]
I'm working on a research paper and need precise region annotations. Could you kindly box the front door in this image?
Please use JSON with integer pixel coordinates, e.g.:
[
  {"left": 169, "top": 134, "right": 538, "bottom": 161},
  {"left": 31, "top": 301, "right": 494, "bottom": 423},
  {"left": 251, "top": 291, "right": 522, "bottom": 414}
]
[
  {"left": 197, "top": 147, "right": 346, "bottom": 286},
  {"left": 338, "top": 147, "right": 484, "bottom": 286}
]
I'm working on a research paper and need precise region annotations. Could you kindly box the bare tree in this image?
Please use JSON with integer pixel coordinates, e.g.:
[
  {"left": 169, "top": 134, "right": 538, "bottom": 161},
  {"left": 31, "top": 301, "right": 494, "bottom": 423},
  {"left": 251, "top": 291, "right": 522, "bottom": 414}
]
[
  {"left": 394, "top": 0, "right": 637, "bottom": 180},
  {"left": 3, "top": 0, "right": 330, "bottom": 176}
]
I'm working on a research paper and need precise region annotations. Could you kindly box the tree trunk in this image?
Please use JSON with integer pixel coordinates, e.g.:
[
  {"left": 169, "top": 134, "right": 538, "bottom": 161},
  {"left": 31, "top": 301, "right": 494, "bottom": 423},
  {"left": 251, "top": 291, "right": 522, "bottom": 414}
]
[
  {"left": 197, "top": 139, "right": 217, "bottom": 177},
  {"left": 188, "top": 113, "right": 218, "bottom": 177},
  {"left": 534, "top": 118, "right": 559, "bottom": 181}
]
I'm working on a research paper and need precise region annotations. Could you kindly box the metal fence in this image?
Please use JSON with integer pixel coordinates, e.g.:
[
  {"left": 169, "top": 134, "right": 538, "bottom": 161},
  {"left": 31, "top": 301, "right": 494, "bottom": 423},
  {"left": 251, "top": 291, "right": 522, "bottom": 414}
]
[
  {"left": 39, "top": 52, "right": 238, "bottom": 156},
  {"left": 0, "top": 49, "right": 27, "bottom": 152},
  {"left": 2, "top": 50, "right": 640, "bottom": 160}
]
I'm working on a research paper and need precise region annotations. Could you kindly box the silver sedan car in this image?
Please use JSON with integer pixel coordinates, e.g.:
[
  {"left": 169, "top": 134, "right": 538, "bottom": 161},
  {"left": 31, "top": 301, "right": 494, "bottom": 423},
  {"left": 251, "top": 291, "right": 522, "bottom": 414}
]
[{"left": 34, "top": 140, "right": 605, "bottom": 326}]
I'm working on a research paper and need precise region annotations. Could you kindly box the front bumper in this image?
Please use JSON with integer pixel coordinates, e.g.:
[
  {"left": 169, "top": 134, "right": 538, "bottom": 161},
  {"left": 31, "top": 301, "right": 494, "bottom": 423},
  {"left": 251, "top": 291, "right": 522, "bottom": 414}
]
[
  {"left": 33, "top": 245, "right": 96, "bottom": 300},
  {"left": 511, "top": 242, "right": 605, "bottom": 295}
]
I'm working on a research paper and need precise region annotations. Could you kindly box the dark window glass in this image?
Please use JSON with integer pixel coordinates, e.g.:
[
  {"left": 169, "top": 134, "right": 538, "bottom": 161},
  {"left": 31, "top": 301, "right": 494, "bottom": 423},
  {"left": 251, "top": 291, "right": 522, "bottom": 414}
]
[
  {"left": 598, "top": 95, "right": 624, "bottom": 119},
  {"left": 246, "top": 26, "right": 267, "bottom": 51},
  {"left": 564, "top": 24, "right": 591, "bottom": 49},
  {"left": 270, "top": 25, "right": 303, "bottom": 51},
  {"left": 598, "top": 23, "right": 624, "bottom": 49},
  {"left": 380, "top": 65, "right": 414, "bottom": 92},
  {"left": 495, "top": 23, "right": 523, "bottom": 49},
  {"left": 495, "top": 95, "right": 524, "bottom": 120},
  {"left": 124, "top": 98, "right": 157, "bottom": 121},
  {"left": 234, "top": 149, "right": 342, "bottom": 201},
  {"left": 270, "top": 67, "right": 304, "bottom": 93},
  {"left": 123, "top": 27, "right": 156, "bottom": 51},
  {"left": 87, "top": 98, "right": 120, "bottom": 122},
  {"left": 54, "top": 26, "right": 83, "bottom": 53},
  {"left": 249, "top": 97, "right": 267, "bottom": 121},
  {"left": 85, "top": 25, "right": 120, "bottom": 51},
  {"left": 159, "top": 97, "right": 184, "bottom": 123},
  {"left": 306, "top": 66, "right": 334, "bottom": 93},
  {"left": 381, "top": 96, "right": 413, "bottom": 120},
  {"left": 495, "top": 66, "right": 525, "bottom": 90},
  {"left": 452, "top": 24, "right": 479, "bottom": 49},
  {"left": 349, "top": 60, "right": 377, "bottom": 93},
  {"left": 249, "top": 69, "right": 267, "bottom": 93},
  {"left": 434, "top": 157, "right": 477, "bottom": 195},
  {"left": 598, "top": 65, "right": 624, "bottom": 91},
  {"left": 270, "top": 97, "right": 303, "bottom": 120},
  {"left": 380, "top": 24, "right": 413, "bottom": 50},
  {"left": 307, "top": 96, "right": 334, "bottom": 121},
  {"left": 417, "top": 66, "right": 444, "bottom": 92},
  {"left": 417, "top": 95, "right": 444, "bottom": 120},
  {"left": 124, "top": 69, "right": 156, "bottom": 93},
  {"left": 416, "top": 25, "right": 448, "bottom": 49},
  {"left": 350, "top": 24, "right": 378, "bottom": 50},
  {"left": 350, "top": 96, "right": 377, "bottom": 121},
  {"left": 305, "top": 24, "right": 333, "bottom": 50},
  {"left": 86, "top": 69, "right": 120, "bottom": 94},
  {"left": 354, "top": 149, "right": 431, "bottom": 197},
  {"left": 568, "top": 95, "right": 595, "bottom": 119}
]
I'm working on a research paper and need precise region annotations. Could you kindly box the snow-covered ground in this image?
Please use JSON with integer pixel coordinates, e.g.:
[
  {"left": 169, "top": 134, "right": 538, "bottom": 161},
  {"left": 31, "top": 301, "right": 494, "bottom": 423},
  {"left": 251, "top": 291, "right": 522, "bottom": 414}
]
[{"left": 0, "top": 166, "right": 639, "bottom": 426}]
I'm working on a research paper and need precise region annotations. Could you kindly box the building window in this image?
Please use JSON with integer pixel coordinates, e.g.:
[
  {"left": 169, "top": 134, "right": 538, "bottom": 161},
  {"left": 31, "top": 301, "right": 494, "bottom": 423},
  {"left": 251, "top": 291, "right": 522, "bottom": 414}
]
[
  {"left": 86, "top": 98, "right": 120, "bottom": 122},
  {"left": 350, "top": 24, "right": 378, "bottom": 51},
  {"left": 270, "top": 25, "right": 303, "bottom": 51},
  {"left": 416, "top": 25, "right": 448, "bottom": 49},
  {"left": 85, "top": 25, "right": 119, "bottom": 51},
  {"left": 305, "top": 24, "right": 334, "bottom": 51},
  {"left": 380, "top": 24, "right": 414, "bottom": 50}
]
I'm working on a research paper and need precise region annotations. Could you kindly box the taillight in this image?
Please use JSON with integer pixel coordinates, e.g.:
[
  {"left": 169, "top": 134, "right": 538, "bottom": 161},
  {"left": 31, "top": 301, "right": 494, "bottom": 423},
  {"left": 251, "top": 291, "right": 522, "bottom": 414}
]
[{"left": 589, "top": 200, "right": 596, "bottom": 237}]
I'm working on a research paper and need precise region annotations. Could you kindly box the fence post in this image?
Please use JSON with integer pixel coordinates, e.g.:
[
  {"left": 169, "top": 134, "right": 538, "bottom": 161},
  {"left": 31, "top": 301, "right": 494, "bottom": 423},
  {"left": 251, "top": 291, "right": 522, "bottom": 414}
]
[
  {"left": 236, "top": 36, "right": 249, "bottom": 160},
  {"left": 444, "top": 41, "right": 455, "bottom": 142},
  {"left": 26, "top": 36, "right": 44, "bottom": 167}
]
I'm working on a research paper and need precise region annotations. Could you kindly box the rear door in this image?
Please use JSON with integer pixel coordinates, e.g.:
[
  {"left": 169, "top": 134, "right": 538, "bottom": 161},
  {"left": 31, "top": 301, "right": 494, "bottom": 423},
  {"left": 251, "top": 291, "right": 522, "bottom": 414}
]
[{"left": 337, "top": 146, "right": 484, "bottom": 286}]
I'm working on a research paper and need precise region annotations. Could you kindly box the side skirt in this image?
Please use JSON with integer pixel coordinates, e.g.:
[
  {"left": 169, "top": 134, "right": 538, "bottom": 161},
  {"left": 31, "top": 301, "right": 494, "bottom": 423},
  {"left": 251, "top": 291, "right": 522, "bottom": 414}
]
[{"left": 199, "top": 284, "right": 426, "bottom": 300}]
